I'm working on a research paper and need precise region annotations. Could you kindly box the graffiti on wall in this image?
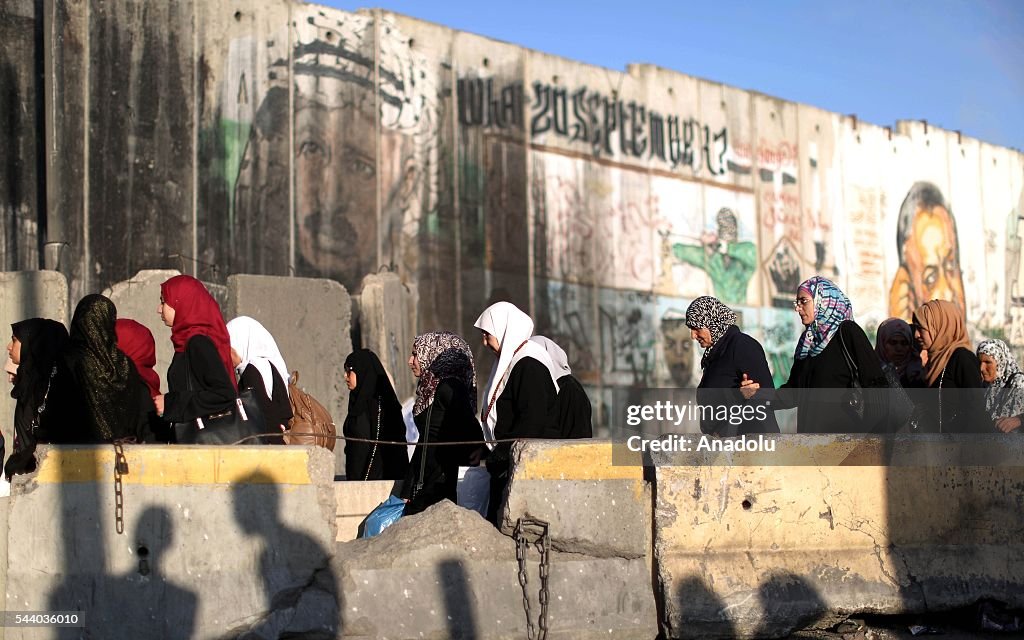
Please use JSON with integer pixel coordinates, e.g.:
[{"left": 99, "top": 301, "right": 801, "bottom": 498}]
[
  {"left": 222, "top": 10, "right": 439, "bottom": 290},
  {"left": 887, "top": 182, "right": 966, "bottom": 321},
  {"left": 458, "top": 77, "right": 730, "bottom": 175}
]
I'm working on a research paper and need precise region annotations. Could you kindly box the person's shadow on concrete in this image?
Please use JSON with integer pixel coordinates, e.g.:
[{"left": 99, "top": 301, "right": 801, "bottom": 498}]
[
  {"left": 232, "top": 471, "right": 340, "bottom": 640},
  {"left": 49, "top": 506, "right": 198, "bottom": 640},
  {"left": 672, "top": 575, "right": 736, "bottom": 639}
]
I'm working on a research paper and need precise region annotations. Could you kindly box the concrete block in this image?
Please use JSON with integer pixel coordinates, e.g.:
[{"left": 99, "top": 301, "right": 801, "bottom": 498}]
[
  {"left": 334, "top": 480, "right": 401, "bottom": 542},
  {"left": 356, "top": 272, "right": 418, "bottom": 402},
  {"left": 0, "top": 270, "right": 69, "bottom": 453},
  {"left": 336, "top": 500, "right": 658, "bottom": 639},
  {"left": 225, "top": 274, "right": 352, "bottom": 474},
  {"left": 102, "top": 269, "right": 182, "bottom": 395},
  {"left": 6, "top": 445, "right": 339, "bottom": 640},
  {"left": 653, "top": 435, "right": 1024, "bottom": 639},
  {"left": 503, "top": 441, "right": 649, "bottom": 559}
]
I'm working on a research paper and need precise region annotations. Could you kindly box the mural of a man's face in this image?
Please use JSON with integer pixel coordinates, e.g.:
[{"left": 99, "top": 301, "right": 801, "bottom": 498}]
[
  {"left": 903, "top": 205, "right": 965, "bottom": 311},
  {"left": 661, "top": 320, "right": 694, "bottom": 386},
  {"left": 292, "top": 95, "right": 408, "bottom": 281}
]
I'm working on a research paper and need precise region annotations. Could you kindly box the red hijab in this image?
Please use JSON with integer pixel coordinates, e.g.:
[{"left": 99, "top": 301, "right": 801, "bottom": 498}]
[
  {"left": 115, "top": 318, "right": 161, "bottom": 398},
  {"left": 160, "top": 275, "right": 237, "bottom": 390}
]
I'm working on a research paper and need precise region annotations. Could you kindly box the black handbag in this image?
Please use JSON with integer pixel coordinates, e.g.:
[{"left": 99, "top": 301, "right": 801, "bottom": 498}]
[
  {"left": 171, "top": 351, "right": 268, "bottom": 445},
  {"left": 838, "top": 332, "right": 914, "bottom": 432},
  {"left": 173, "top": 388, "right": 268, "bottom": 445}
]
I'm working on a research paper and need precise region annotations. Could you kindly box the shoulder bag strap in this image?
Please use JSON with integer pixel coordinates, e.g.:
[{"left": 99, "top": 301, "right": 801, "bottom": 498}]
[
  {"left": 413, "top": 401, "right": 434, "bottom": 500},
  {"left": 837, "top": 327, "right": 860, "bottom": 384}
]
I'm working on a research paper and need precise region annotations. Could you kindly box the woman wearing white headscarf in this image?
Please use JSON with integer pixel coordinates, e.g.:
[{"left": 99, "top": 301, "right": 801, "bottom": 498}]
[
  {"left": 475, "top": 301, "right": 560, "bottom": 523},
  {"left": 227, "top": 316, "right": 292, "bottom": 438},
  {"left": 531, "top": 335, "right": 592, "bottom": 439}
]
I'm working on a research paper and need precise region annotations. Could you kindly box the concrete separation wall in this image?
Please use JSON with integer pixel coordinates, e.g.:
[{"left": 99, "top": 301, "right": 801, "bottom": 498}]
[
  {"left": 6, "top": 445, "right": 338, "bottom": 640},
  {"left": 0, "top": 270, "right": 69, "bottom": 452},
  {"left": 225, "top": 274, "right": 352, "bottom": 474}
]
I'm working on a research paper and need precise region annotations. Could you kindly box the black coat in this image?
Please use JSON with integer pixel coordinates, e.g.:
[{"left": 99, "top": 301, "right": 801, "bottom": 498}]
[
  {"left": 163, "top": 335, "right": 236, "bottom": 424},
  {"left": 238, "top": 364, "right": 293, "bottom": 442},
  {"left": 921, "top": 347, "right": 990, "bottom": 433},
  {"left": 402, "top": 378, "right": 483, "bottom": 515},
  {"left": 556, "top": 375, "right": 593, "bottom": 439},
  {"left": 486, "top": 357, "right": 559, "bottom": 523},
  {"left": 696, "top": 325, "right": 780, "bottom": 436},
  {"left": 775, "top": 321, "right": 887, "bottom": 433}
]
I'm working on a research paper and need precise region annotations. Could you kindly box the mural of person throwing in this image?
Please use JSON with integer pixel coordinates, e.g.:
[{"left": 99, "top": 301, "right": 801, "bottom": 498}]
[
  {"left": 672, "top": 207, "right": 757, "bottom": 305},
  {"left": 888, "top": 182, "right": 966, "bottom": 320}
]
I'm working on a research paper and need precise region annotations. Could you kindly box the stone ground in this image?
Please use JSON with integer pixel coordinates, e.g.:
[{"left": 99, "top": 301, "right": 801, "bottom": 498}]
[{"left": 786, "top": 608, "right": 1023, "bottom": 640}]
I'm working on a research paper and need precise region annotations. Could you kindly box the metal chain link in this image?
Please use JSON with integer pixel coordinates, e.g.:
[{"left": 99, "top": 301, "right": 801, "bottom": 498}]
[
  {"left": 514, "top": 517, "right": 550, "bottom": 640},
  {"left": 113, "top": 442, "right": 129, "bottom": 535}
]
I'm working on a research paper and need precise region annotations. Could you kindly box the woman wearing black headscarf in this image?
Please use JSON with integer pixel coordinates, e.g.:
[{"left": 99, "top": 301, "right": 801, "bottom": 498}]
[
  {"left": 342, "top": 349, "right": 408, "bottom": 481},
  {"left": 65, "top": 294, "right": 149, "bottom": 443},
  {"left": 6, "top": 319, "right": 75, "bottom": 477},
  {"left": 685, "top": 296, "right": 779, "bottom": 436}
]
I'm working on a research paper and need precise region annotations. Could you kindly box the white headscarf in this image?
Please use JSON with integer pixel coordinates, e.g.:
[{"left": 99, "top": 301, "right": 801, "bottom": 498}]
[
  {"left": 530, "top": 335, "right": 571, "bottom": 378},
  {"left": 226, "top": 316, "right": 290, "bottom": 401},
  {"left": 474, "top": 302, "right": 560, "bottom": 444}
]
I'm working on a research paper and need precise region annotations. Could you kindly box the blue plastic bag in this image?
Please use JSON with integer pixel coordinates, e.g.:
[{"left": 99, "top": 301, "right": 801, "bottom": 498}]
[{"left": 361, "top": 495, "right": 406, "bottom": 538}]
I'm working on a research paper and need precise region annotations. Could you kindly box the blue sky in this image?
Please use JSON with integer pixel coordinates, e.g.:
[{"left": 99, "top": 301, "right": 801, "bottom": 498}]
[{"left": 319, "top": 0, "right": 1024, "bottom": 151}]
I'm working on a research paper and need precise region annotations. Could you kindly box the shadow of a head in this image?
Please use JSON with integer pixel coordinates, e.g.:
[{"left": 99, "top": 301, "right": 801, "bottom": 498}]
[
  {"left": 134, "top": 506, "right": 174, "bottom": 573},
  {"left": 231, "top": 470, "right": 280, "bottom": 536}
]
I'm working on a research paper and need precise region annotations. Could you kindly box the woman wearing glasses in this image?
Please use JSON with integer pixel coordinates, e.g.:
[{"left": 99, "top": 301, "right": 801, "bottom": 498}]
[{"left": 745, "top": 276, "right": 886, "bottom": 432}]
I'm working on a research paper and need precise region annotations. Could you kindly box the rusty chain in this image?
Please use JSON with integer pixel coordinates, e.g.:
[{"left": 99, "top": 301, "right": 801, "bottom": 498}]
[
  {"left": 113, "top": 441, "right": 130, "bottom": 535},
  {"left": 514, "top": 517, "right": 550, "bottom": 640}
]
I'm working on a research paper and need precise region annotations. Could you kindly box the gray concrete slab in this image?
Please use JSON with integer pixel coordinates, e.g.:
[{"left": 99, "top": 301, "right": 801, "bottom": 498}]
[
  {"left": 356, "top": 272, "right": 418, "bottom": 403},
  {"left": 225, "top": 274, "right": 352, "bottom": 473}
]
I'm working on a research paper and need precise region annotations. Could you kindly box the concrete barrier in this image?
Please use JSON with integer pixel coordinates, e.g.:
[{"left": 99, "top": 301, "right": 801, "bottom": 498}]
[
  {"left": 336, "top": 500, "right": 659, "bottom": 639},
  {"left": 225, "top": 274, "right": 352, "bottom": 474},
  {"left": 652, "top": 436, "right": 1024, "bottom": 639},
  {"left": 356, "top": 272, "right": 417, "bottom": 402},
  {"left": 503, "top": 440, "right": 650, "bottom": 559},
  {"left": 334, "top": 480, "right": 400, "bottom": 542},
  {"left": 6, "top": 445, "right": 337, "bottom": 640},
  {"left": 0, "top": 270, "right": 69, "bottom": 455}
]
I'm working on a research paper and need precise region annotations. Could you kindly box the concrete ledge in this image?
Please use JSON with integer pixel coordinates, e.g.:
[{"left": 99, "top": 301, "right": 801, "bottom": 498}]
[
  {"left": 6, "top": 445, "right": 338, "bottom": 640},
  {"left": 504, "top": 440, "right": 649, "bottom": 559},
  {"left": 653, "top": 436, "right": 1024, "bottom": 639}
]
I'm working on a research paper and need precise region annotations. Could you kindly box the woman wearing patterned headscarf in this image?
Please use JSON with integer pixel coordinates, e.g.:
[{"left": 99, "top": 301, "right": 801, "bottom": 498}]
[
  {"left": 685, "top": 296, "right": 778, "bottom": 436},
  {"left": 65, "top": 295, "right": 150, "bottom": 443},
  {"left": 342, "top": 349, "right": 408, "bottom": 480},
  {"left": 401, "top": 332, "right": 483, "bottom": 514},
  {"left": 911, "top": 300, "right": 988, "bottom": 432},
  {"left": 758, "top": 277, "right": 886, "bottom": 433},
  {"left": 874, "top": 318, "right": 925, "bottom": 388},
  {"left": 977, "top": 339, "right": 1024, "bottom": 433}
]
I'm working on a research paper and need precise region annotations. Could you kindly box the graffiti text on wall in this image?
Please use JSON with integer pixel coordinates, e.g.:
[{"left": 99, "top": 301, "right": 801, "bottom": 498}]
[{"left": 457, "top": 77, "right": 729, "bottom": 175}]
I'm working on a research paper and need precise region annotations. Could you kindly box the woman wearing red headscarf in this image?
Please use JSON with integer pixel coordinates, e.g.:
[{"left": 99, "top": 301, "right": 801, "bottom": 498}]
[{"left": 153, "top": 275, "right": 236, "bottom": 432}]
